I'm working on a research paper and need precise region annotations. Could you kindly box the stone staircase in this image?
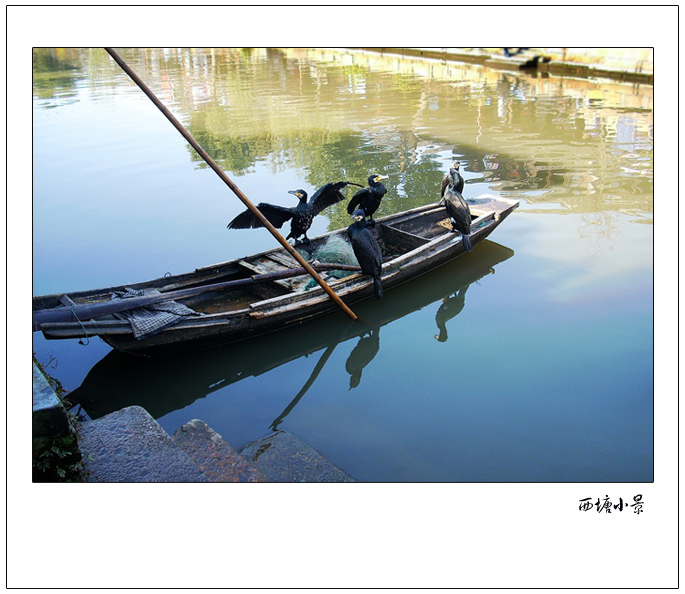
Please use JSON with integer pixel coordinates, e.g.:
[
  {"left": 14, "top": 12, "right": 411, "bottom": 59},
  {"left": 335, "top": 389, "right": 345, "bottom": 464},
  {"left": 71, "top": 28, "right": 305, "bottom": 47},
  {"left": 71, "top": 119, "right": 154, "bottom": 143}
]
[{"left": 76, "top": 406, "right": 355, "bottom": 483}]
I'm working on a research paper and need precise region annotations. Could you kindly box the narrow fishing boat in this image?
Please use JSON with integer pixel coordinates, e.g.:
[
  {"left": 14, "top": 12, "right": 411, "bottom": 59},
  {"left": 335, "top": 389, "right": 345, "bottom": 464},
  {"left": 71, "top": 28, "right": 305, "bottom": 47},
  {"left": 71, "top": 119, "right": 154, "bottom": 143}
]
[{"left": 32, "top": 196, "right": 518, "bottom": 355}]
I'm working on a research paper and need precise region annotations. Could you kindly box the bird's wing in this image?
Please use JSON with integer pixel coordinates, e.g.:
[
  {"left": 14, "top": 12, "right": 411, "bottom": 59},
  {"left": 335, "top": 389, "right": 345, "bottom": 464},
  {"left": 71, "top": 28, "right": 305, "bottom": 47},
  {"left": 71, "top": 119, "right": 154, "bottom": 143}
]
[
  {"left": 308, "top": 181, "right": 349, "bottom": 216},
  {"left": 346, "top": 187, "right": 367, "bottom": 214},
  {"left": 227, "top": 203, "right": 294, "bottom": 229}
]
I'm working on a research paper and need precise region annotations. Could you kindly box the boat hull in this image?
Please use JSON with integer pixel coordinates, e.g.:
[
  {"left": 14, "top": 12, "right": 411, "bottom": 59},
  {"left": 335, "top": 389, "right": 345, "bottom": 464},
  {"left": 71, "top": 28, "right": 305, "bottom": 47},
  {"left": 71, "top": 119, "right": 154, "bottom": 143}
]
[{"left": 34, "top": 197, "right": 518, "bottom": 355}]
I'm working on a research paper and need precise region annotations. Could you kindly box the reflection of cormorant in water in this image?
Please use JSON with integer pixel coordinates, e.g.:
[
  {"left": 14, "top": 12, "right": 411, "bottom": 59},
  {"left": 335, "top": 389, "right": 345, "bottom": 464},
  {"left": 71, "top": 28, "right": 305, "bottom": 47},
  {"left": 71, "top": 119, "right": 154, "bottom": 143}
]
[
  {"left": 434, "top": 287, "right": 469, "bottom": 343},
  {"left": 433, "top": 269, "right": 494, "bottom": 342},
  {"left": 269, "top": 323, "right": 381, "bottom": 429},
  {"left": 345, "top": 327, "right": 381, "bottom": 389}
]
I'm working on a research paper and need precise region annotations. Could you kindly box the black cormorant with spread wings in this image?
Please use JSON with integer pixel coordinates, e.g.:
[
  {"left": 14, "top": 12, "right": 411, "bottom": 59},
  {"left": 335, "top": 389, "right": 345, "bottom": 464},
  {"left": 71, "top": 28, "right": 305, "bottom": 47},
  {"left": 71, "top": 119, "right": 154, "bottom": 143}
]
[
  {"left": 227, "top": 181, "right": 360, "bottom": 246},
  {"left": 346, "top": 173, "right": 389, "bottom": 227},
  {"left": 347, "top": 209, "right": 383, "bottom": 299},
  {"left": 442, "top": 167, "right": 473, "bottom": 252}
]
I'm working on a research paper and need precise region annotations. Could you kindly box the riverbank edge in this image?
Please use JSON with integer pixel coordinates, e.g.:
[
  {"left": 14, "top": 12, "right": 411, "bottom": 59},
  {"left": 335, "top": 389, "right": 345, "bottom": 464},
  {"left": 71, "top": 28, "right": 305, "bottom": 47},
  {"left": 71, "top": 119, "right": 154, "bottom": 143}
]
[
  {"left": 349, "top": 47, "right": 654, "bottom": 85},
  {"left": 32, "top": 362, "right": 356, "bottom": 483}
]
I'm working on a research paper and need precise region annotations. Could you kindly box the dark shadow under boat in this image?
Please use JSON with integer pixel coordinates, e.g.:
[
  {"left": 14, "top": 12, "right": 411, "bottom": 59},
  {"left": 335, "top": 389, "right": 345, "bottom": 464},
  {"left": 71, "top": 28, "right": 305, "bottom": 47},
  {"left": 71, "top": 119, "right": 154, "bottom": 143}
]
[{"left": 69, "top": 240, "right": 514, "bottom": 420}]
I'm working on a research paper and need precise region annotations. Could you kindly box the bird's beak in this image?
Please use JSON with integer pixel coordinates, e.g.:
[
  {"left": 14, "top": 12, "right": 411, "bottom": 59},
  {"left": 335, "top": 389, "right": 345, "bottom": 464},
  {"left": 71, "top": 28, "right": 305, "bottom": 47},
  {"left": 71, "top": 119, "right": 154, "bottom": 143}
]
[
  {"left": 354, "top": 214, "right": 364, "bottom": 222},
  {"left": 375, "top": 175, "right": 389, "bottom": 181},
  {"left": 288, "top": 190, "right": 300, "bottom": 198}
]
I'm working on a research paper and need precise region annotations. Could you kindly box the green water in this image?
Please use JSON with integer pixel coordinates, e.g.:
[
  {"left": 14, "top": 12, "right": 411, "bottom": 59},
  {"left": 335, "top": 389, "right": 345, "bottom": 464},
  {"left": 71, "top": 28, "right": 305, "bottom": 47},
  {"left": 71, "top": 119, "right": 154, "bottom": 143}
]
[{"left": 32, "top": 48, "right": 653, "bottom": 482}]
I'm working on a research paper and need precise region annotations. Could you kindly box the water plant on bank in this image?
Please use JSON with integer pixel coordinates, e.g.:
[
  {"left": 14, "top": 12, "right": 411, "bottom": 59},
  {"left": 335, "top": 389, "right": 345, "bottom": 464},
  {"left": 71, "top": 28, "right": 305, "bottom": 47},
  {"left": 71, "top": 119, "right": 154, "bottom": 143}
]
[{"left": 32, "top": 356, "right": 85, "bottom": 482}]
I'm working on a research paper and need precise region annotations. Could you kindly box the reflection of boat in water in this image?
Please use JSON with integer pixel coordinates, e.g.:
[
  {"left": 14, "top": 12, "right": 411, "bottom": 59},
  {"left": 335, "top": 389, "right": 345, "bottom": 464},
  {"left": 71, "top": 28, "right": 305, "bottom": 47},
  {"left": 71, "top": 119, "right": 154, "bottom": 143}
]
[
  {"left": 69, "top": 241, "right": 514, "bottom": 421},
  {"left": 34, "top": 198, "right": 517, "bottom": 356}
]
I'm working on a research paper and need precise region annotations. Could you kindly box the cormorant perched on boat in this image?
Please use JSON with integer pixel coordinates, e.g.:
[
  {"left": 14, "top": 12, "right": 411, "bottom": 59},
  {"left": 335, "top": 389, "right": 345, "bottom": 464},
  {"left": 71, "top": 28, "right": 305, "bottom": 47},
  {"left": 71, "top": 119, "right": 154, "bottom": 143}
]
[
  {"left": 442, "top": 167, "right": 473, "bottom": 252},
  {"left": 347, "top": 209, "right": 383, "bottom": 299},
  {"left": 346, "top": 173, "right": 389, "bottom": 227},
  {"left": 440, "top": 161, "right": 464, "bottom": 198},
  {"left": 227, "top": 181, "right": 360, "bottom": 246}
]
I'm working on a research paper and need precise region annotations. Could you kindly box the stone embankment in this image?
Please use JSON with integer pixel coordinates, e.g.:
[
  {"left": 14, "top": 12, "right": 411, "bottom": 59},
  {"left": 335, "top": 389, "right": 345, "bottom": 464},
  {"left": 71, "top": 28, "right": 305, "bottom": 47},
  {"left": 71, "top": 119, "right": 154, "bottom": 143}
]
[
  {"left": 33, "top": 362, "right": 355, "bottom": 483},
  {"left": 356, "top": 47, "right": 653, "bottom": 85},
  {"left": 77, "top": 407, "right": 355, "bottom": 483}
]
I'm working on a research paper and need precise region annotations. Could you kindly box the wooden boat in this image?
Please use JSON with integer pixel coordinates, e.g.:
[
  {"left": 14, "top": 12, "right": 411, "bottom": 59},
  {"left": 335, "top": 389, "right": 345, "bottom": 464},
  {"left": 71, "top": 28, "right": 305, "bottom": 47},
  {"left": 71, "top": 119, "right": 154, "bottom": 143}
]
[{"left": 32, "top": 196, "right": 518, "bottom": 355}]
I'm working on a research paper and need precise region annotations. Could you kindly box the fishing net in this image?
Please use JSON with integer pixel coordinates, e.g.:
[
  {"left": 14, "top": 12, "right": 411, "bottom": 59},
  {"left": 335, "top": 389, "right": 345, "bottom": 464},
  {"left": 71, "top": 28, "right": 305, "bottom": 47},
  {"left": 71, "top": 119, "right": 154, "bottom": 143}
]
[
  {"left": 302, "top": 235, "right": 359, "bottom": 290},
  {"left": 111, "top": 288, "right": 202, "bottom": 339}
]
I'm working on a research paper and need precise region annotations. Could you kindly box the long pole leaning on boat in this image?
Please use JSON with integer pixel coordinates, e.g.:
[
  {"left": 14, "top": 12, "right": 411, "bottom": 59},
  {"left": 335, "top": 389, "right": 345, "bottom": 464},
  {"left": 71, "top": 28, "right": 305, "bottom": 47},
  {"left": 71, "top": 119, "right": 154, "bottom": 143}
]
[{"left": 103, "top": 48, "right": 358, "bottom": 322}]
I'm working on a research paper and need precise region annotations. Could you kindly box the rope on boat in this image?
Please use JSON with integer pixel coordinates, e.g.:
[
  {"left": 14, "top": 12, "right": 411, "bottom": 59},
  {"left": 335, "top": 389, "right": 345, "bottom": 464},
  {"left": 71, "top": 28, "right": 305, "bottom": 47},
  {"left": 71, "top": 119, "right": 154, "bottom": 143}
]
[{"left": 71, "top": 307, "right": 90, "bottom": 345}]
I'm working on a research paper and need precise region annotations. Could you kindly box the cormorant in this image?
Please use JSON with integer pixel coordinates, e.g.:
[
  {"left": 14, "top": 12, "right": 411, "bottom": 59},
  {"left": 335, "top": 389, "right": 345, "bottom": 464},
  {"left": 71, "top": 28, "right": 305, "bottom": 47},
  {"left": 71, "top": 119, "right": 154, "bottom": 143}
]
[
  {"left": 442, "top": 167, "right": 473, "bottom": 252},
  {"left": 347, "top": 209, "right": 383, "bottom": 299},
  {"left": 440, "top": 161, "right": 464, "bottom": 197},
  {"left": 227, "top": 181, "right": 359, "bottom": 246},
  {"left": 346, "top": 173, "right": 389, "bottom": 227}
]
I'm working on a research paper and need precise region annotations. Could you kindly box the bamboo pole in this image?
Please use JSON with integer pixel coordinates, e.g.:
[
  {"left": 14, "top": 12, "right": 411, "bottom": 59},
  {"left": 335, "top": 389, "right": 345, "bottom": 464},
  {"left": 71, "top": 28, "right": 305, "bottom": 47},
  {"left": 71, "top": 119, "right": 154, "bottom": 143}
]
[{"left": 104, "top": 48, "right": 358, "bottom": 321}]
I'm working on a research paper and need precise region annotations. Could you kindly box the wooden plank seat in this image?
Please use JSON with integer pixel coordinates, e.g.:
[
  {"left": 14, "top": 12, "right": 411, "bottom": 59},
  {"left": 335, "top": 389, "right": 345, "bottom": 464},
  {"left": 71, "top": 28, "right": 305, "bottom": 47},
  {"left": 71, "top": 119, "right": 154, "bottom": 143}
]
[
  {"left": 379, "top": 224, "right": 431, "bottom": 252},
  {"left": 238, "top": 256, "right": 311, "bottom": 294}
]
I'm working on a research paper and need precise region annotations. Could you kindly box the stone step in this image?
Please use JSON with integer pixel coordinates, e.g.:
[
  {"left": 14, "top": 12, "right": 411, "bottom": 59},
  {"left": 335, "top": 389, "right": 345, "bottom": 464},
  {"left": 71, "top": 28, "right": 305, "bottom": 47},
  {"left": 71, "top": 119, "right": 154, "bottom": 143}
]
[
  {"left": 75, "top": 405, "right": 355, "bottom": 483},
  {"left": 172, "top": 419, "right": 267, "bottom": 483},
  {"left": 33, "top": 362, "right": 71, "bottom": 453},
  {"left": 239, "top": 431, "right": 355, "bottom": 483},
  {"left": 77, "top": 406, "right": 210, "bottom": 482}
]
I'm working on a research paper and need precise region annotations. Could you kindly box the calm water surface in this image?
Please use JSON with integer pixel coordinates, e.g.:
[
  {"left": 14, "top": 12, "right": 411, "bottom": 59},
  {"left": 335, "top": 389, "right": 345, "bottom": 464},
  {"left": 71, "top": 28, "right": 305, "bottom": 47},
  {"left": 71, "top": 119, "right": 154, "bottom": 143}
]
[{"left": 32, "top": 48, "right": 653, "bottom": 482}]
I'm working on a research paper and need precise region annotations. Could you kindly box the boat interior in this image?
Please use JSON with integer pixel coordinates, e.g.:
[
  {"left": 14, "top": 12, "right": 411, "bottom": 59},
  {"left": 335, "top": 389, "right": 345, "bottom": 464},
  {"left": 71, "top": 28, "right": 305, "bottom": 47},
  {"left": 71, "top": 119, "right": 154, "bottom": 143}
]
[
  {"left": 34, "top": 205, "right": 479, "bottom": 319},
  {"left": 186, "top": 206, "right": 465, "bottom": 314}
]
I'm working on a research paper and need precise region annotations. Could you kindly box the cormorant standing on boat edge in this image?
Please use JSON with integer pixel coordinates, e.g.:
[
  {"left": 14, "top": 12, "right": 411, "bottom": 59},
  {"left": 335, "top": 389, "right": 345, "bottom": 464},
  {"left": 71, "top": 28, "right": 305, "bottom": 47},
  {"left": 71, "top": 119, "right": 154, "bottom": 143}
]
[
  {"left": 346, "top": 173, "right": 389, "bottom": 227},
  {"left": 227, "top": 180, "right": 361, "bottom": 246},
  {"left": 443, "top": 167, "right": 473, "bottom": 252},
  {"left": 441, "top": 161, "right": 464, "bottom": 198},
  {"left": 347, "top": 209, "right": 383, "bottom": 299}
]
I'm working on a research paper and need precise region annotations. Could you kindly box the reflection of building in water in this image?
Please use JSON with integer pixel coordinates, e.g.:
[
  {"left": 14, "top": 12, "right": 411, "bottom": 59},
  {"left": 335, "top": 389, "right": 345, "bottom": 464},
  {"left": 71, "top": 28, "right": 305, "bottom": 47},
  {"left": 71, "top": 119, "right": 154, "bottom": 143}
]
[
  {"left": 467, "top": 153, "right": 563, "bottom": 193},
  {"left": 38, "top": 47, "right": 649, "bottom": 219},
  {"left": 34, "top": 46, "right": 651, "bottom": 243}
]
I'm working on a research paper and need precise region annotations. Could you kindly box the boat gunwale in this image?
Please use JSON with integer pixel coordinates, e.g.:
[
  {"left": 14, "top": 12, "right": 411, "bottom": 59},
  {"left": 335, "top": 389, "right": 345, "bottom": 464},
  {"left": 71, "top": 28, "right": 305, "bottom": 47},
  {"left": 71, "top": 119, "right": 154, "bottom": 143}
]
[
  {"left": 242, "top": 206, "right": 502, "bottom": 314},
  {"left": 34, "top": 197, "right": 519, "bottom": 343}
]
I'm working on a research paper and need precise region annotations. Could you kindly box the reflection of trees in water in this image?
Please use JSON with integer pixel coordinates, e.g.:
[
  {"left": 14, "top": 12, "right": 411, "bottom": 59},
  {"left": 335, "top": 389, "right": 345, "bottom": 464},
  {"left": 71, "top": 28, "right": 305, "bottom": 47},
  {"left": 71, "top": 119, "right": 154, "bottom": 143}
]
[
  {"left": 32, "top": 48, "right": 80, "bottom": 102},
  {"left": 33, "top": 47, "right": 652, "bottom": 219}
]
